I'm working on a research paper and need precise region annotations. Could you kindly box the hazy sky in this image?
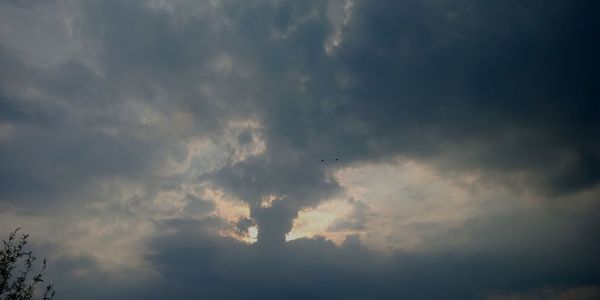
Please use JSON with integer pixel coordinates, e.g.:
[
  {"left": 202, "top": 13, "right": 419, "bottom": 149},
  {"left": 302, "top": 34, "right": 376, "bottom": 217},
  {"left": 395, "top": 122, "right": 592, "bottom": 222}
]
[{"left": 1, "top": 0, "right": 599, "bottom": 299}]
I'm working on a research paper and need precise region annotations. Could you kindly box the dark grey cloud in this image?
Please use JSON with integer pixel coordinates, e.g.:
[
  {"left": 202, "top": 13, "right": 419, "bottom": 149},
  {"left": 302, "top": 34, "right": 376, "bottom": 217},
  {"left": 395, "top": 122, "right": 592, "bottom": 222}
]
[
  {"left": 141, "top": 215, "right": 600, "bottom": 300},
  {"left": 1, "top": 0, "right": 600, "bottom": 299},
  {"left": 204, "top": 155, "right": 340, "bottom": 245},
  {"left": 197, "top": 0, "right": 600, "bottom": 245},
  {"left": 268, "top": 0, "right": 600, "bottom": 194}
]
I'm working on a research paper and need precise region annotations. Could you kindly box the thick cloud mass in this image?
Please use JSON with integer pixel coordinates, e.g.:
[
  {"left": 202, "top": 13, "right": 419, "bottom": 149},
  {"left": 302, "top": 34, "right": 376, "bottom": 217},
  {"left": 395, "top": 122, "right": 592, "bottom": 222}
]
[
  {"left": 1, "top": 0, "right": 599, "bottom": 299},
  {"left": 141, "top": 214, "right": 600, "bottom": 300}
]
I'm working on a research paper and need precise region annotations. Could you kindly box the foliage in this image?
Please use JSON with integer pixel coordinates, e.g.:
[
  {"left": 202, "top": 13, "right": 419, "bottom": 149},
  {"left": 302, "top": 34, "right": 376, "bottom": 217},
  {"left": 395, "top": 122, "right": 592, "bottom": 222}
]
[{"left": 0, "top": 228, "right": 55, "bottom": 300}]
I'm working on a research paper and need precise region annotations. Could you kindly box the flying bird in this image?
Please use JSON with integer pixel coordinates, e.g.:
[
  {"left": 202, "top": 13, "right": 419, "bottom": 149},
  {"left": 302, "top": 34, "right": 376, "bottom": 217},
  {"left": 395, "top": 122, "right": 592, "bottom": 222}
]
[{"left": 321, "top": 158, "right": 339, "bottom": 163}]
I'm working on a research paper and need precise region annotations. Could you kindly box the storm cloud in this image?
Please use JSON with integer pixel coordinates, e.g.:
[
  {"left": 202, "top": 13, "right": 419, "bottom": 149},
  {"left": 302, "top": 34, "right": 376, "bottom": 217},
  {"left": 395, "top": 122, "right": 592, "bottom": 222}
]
[{"left": 1, "top": 0, "right": 599, "bottom": 299}]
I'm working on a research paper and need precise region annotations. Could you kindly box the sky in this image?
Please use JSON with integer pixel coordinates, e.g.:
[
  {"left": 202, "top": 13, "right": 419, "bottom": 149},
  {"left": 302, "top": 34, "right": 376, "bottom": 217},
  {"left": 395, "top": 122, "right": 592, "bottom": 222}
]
[{"left": 1, "top": 0, "right": 599, "bottom": 299}]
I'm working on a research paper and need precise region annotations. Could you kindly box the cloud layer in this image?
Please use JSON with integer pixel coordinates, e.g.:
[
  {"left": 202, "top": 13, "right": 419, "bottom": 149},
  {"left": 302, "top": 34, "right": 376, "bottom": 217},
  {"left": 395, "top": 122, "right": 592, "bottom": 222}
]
[{"left": 1, "top": 0, "right": 599, "bottom": 299}]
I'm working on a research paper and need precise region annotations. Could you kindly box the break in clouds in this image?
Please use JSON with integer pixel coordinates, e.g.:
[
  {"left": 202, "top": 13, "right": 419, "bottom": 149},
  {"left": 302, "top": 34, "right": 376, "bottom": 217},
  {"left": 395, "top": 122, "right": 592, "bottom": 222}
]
[{"left": 1, "top": 0, "right": 599, "bottom": 299}]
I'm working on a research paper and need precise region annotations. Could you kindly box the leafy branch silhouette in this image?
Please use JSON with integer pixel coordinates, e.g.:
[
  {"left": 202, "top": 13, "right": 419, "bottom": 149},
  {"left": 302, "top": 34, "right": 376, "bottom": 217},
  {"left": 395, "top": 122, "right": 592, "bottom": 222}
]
[{"left": 1, "top": 228, "right": 55, "bottom": 300}]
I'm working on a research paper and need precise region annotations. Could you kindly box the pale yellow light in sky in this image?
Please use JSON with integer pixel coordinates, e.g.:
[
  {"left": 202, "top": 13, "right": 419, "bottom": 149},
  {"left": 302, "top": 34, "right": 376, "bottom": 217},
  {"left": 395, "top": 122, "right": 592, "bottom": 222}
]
[
  {"left": 286, "top": 158, "right": 488, "bottom": 250},
  {"left": 286, "top": 199, "right": 355, "bottom": 244}
]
